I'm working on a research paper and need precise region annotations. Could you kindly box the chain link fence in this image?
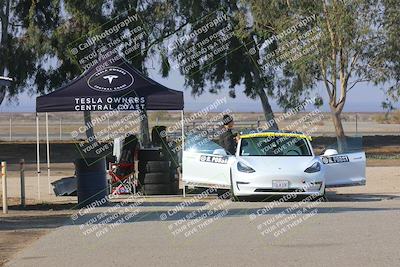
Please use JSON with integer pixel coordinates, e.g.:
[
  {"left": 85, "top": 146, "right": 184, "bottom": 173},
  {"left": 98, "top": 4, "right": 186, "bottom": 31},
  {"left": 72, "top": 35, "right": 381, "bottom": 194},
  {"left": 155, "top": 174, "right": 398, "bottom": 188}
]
[{"left": 0, "top": 112, "right": 399, "bottom": 142}]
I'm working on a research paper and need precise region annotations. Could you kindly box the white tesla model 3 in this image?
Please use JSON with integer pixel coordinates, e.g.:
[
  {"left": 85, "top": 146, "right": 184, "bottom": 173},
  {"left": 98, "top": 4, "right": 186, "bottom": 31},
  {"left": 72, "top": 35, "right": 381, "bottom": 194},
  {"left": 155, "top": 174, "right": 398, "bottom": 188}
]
[{"left": 183, "top": 131, "right": 366, "bottom": 198}]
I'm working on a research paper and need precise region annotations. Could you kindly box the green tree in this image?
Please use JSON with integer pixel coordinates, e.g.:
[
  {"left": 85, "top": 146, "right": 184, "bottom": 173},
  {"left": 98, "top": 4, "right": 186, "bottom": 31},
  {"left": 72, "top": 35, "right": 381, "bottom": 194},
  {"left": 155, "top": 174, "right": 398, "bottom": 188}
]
[
  {"left": 157, "top": 1, "right": 327, "bottom": 130},
  {"left": 245, "top": 0, "right": 400, "bottom": 151},
  {"left": 0, "top": 0, "right": 181, "bottom": 144},
  {"left": 157, "top": 1, "right": 281, "bottom": 129},
  {"left": 0, "top": 0, "right": 58, "bottom": 105}
]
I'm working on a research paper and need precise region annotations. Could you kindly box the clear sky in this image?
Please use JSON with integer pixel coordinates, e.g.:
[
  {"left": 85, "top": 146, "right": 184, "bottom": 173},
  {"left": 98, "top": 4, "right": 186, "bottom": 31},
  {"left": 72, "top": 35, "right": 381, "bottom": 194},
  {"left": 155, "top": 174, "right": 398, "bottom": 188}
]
[{"left": 0, "top": 67, "right": 396, "bottom": 113}]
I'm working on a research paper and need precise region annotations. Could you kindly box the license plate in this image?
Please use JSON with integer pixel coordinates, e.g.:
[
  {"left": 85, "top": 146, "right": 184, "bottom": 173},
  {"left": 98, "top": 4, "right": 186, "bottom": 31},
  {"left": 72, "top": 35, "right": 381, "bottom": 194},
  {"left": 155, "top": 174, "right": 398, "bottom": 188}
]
[{"left": 272, "top": 180, "right": 289, "bottom": 189}]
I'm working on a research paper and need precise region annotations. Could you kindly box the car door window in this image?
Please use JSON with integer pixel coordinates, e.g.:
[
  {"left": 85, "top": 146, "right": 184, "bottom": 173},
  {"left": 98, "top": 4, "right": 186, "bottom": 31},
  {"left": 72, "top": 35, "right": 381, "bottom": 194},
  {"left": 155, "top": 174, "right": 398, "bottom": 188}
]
[{"left": 185, "top": 133, "right": 230, "bottom": 155}]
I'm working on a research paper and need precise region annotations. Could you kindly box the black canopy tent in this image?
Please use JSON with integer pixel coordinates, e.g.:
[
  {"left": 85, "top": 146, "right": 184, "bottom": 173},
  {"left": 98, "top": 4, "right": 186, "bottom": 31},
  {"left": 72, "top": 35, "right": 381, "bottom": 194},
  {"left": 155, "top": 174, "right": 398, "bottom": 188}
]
[
  {"left": 35, "top": 57, "right": 184, "bottom": 198},
  {"left": 36, "top": 58, "right": 183, "bottom": 112}
]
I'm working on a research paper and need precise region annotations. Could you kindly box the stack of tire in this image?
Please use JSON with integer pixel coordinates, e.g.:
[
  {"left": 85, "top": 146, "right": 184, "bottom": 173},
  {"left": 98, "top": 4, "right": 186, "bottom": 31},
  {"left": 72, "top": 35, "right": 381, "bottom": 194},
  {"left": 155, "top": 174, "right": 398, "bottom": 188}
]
[{"left": 138, "top": 149, "right": 178, "bottom": 195}]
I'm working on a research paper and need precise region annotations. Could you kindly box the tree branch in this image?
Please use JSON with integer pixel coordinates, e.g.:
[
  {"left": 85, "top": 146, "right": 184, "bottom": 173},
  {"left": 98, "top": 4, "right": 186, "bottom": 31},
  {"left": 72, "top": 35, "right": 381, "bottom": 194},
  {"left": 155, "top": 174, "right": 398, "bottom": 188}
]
[
  {"left": 323, "top": 0, "right": 338, "bottom": 105},
  {"left": 144, "top": 19, "right": 190, "bottom": 51},
  {"left": 319, "top": 58, "right": 333, "bottom": 99},
  {"left": 346, "top": 78, "right": 370, "bottom": 93},
  {"left": 9, "top": 22, "right": 23, "bottom": 27}
]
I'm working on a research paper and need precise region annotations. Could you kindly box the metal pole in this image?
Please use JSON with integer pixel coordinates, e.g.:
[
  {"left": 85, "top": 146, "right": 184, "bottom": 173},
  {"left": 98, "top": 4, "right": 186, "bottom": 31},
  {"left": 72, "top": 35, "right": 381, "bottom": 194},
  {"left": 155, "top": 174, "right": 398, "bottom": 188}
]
[
  {"left": 46, "top": 113, "right": 51, "bottom": 194},
  {"left": 20, "top": 159, "right": 25, "bottom": 207},
  {"left": 36, "top": 114, "right": 41, "bottom": 200},
  {"left": 355, "top": 113, "right": 358, "bottom": 135},
  {"left": 59, "top": 117, "right": 62, "bottom": 140},
  {"left": 107, "top": 117, "right": 110, "bottom": 141},
  {"left": 2, "top": 161, "right": 8, "bottom": 214},
  {"left": 9, "top": 115, "right": 11, "bottom": 141},
  {"left": 181, "top": 110, "right": 185, "bottom": 197}
]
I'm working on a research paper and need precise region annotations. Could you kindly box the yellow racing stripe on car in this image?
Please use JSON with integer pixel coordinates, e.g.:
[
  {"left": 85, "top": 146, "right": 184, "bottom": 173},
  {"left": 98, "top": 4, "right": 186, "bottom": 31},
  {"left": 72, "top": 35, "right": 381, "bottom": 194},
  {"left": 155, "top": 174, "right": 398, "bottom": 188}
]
[{"left": 239, "top": 132, "right": 312, "bottom": 141}]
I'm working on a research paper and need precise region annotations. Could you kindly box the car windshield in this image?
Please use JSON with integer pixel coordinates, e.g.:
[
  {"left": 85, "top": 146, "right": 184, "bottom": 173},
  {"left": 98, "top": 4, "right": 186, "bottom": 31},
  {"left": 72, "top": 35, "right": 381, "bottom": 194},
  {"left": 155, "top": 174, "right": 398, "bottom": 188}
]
[{"left": 239, "top": 136, "right": 312, "bottom": 156}]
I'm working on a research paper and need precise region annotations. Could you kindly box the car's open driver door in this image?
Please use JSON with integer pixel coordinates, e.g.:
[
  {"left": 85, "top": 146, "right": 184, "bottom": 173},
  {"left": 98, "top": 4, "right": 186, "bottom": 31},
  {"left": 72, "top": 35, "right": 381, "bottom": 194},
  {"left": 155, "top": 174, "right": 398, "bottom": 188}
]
[
  {"left": 321, "top": 151, "right": 366, "bottom": 188},
  {"left": 182, "top": 135, "right": 235, "bottom": 189}
]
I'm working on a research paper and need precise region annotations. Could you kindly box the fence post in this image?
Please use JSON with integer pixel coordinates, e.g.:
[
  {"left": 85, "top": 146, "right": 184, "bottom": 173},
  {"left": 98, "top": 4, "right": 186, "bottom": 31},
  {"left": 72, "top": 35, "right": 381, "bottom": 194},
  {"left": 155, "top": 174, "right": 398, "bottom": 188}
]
[
  {"left": 20, "top": 159, "right": 25, "bottom": 207},
  {"left": 9, "top": 115, "right": 12, "bottom": 141},
  {"left": 59, "top": 117, "right": 62, "bottom": 140},
  {"left": 2, "top": 161, "right": 7, "bottom": 214},
  {"left": 355, "top": 113, "right": 358, "bottom": 135}
]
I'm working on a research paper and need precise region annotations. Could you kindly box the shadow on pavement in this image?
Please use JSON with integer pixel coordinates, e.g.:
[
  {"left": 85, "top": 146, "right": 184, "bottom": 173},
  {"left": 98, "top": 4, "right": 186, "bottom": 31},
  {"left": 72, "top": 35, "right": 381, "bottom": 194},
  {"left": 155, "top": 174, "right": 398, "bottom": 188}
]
[
  {"left": 1, "top": 192, "right": 399, "bottom": 231},
  {"left": 66, "top": 205, "right": 400, "bottom": 228},
  {"left": 325, "top": 193, "right": 400, "bottom": 202},
  {"left": 0, "top": 214, "right": 71, "bottom": 231}
]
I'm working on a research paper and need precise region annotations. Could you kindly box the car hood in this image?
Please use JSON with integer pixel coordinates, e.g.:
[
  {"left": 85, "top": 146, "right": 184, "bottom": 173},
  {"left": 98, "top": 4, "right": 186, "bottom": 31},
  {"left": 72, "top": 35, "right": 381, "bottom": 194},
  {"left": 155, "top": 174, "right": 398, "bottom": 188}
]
[{"left": 238, "top": 156, "right": 317, "bottom": 174}]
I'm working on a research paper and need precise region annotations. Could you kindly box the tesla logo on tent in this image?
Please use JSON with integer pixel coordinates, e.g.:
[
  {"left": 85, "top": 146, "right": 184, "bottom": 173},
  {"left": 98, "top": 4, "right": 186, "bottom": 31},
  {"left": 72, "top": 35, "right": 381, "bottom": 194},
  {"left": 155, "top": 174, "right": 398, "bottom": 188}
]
[
  {"left": 88, "top": 66, "right": 134, "bottom": 92},
  {"left": 103, "top": 75, "right": 118, "bottom": 84}
]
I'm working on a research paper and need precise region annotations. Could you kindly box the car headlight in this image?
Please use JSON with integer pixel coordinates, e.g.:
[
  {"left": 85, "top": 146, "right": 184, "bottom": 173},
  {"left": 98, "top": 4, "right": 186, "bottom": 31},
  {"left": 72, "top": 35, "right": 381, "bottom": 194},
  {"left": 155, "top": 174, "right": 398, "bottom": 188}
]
[
  {"left": 304, "top": 162, "right": 321, "bottom": 173},
  {"left": 237, "top": 161, "right": 255, "bottom": 173}
]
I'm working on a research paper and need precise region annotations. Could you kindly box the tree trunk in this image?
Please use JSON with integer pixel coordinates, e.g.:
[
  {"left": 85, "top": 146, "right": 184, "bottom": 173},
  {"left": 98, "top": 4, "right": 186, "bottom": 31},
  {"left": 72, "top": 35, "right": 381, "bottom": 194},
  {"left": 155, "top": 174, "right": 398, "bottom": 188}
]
[
  {"left": 251, "top": 56, "right": 278, "bottom": 131},
  {"left": 83, "top": 110, "right": 96, "bottom": 143},
  {"left": 258, "top": 88, "right": 279, "bottom": 130},
  {"left": 140, "top": 109, "right": 151, "bottom": 147},
  {"left": 0, "top": 0, "right": 10, "bottom": 106},
  {"left": 331, "top": 109, "right": 347, "bottom": 153},
  {"left": 0, "top": 66, "right": 5, "bottom": 105}
]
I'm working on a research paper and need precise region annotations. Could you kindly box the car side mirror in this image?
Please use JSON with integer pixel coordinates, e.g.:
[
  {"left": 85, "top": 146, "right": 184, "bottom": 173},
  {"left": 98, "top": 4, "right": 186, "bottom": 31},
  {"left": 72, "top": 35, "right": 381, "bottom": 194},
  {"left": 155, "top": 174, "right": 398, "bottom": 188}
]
[
  {"left": 323, "top": 149, "right": 338, "bottom": 156},
  {"left": 213, "top": 149, "right": 227, "bottom": 156}
]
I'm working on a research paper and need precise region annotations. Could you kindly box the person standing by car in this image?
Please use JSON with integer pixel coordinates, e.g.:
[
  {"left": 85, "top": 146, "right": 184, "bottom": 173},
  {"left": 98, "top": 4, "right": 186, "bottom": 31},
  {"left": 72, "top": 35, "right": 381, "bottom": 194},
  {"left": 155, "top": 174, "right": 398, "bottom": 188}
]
[{"left": 219, "top": 114, "right": 238, "bottom": 155}]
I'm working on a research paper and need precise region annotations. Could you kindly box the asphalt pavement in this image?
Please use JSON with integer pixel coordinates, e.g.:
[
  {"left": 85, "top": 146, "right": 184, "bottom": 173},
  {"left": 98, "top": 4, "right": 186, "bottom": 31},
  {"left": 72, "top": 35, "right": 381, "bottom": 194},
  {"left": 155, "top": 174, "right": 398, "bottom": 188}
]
[{"left": 5, "top": 192, "right": 400, "bottom": 267}]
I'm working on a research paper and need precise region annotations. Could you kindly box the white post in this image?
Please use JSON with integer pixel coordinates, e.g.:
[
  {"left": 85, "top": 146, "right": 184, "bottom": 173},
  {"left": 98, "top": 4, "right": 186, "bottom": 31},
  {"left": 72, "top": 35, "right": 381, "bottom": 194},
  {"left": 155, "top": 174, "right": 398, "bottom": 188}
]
[
  {"left": 59, "top": 117, "right": 62, "bottom": 140},
  {"left": 181, "top": 110, "right": 185, "bottom": 197},
  {"left": 9, "top": 115, "right": 12, "bottom": 141},
  {"left": 2, "top": 161, "right": 7, "bottom": 214},
  {"left": 36, "top": 114, "right": 41, "bottom": 200},
  {"left": 20, "top": 159, "right": 25, "bottom": 207},
  {"left": 46, "top": 113, "right": 51, "bottom": 194}
]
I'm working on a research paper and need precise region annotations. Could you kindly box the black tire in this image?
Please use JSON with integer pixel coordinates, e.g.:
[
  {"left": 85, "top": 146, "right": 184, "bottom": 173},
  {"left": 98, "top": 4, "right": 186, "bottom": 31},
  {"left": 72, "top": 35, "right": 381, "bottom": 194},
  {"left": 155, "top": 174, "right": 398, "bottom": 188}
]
[
  {"left": 318, "top": 186, "right": 327, "bottom": 202},
  {"left": 144, "top": 184, "right": 172, "bottom": 195},
  {"left": 217, "top": 189, "right": 230, "bottom": 199},
  {"left": 143, "top": 172, "right": 170, "bottom": 184},
  {"left": 139, "top": 161, "right": 170, "bottom": 173},
  {"left": 139, "top": 149, "right": 164, "bottom": 161},
  {"left": 171, "top": 180, "right": 179, "bottom": 195},
  {"left": 231, "top": 196, "right": 246, "bottom": 202},
  {"left": 229, "top": 168, "right": 236, "bottom": 201}
]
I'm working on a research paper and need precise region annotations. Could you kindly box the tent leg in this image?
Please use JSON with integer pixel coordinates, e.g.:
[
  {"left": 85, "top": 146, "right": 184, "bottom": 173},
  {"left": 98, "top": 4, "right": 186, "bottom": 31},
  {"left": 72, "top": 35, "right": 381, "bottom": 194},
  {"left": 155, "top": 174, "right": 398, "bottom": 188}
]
[
  {"left": 46, "top": 113, "right": 51, "bottom": 195},
  {"left": 181, "top": 110, "right": 184, "bottom": 151},
  {"left": 36, "top": 114, "right": 41, "bottom": 200},
  {"left": 181, "top": 110, "right": 185, "bottom": 197}
]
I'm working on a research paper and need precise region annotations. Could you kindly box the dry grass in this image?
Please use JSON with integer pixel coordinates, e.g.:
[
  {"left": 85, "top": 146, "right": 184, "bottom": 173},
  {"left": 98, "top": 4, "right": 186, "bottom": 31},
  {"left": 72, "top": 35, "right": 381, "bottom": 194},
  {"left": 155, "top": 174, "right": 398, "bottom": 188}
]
[{"left": 372, "top": 110, "right": 400, "bottom": 124}]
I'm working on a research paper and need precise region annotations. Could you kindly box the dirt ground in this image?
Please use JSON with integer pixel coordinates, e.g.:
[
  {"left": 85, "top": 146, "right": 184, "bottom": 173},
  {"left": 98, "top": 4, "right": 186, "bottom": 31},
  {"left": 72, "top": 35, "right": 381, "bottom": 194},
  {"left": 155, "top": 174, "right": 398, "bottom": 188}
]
[
  {"left": 0, "top": 198, "right": 74, "bottom": 266},
  {"left": 0, "top": 230, "right": 47, "bottom": 266}
]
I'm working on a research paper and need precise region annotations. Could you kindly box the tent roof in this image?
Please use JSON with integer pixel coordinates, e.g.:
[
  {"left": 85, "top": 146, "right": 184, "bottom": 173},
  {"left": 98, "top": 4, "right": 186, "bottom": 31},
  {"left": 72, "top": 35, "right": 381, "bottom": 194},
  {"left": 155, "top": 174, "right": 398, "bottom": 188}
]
[{"left": 36, "top": 57, "right": 183, "bottom": 112}]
